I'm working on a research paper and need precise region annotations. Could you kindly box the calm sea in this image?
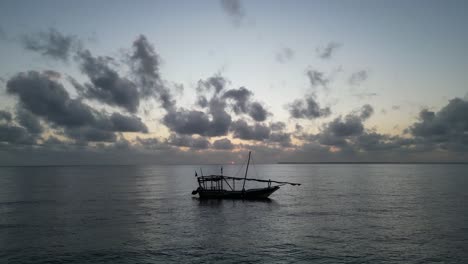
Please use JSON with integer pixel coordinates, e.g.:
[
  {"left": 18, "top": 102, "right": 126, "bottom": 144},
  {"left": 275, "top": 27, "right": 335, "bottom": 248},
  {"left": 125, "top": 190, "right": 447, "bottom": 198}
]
[{"left": 0, "top": 164, "right": 467, "bottom": 263}]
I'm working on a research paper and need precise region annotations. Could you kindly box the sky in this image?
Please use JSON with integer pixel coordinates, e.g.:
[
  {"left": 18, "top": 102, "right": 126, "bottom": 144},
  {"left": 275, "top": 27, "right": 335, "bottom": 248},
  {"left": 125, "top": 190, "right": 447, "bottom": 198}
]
[{"left": 0, "top": 0, "right": 468, "bottom": 165}]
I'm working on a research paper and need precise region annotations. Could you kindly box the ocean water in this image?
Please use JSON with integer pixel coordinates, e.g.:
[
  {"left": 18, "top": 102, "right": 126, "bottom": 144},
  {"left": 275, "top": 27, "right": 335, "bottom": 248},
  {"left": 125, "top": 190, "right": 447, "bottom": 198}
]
[{"left": 0, "top": 164, "right": 467, "bottom": 263}]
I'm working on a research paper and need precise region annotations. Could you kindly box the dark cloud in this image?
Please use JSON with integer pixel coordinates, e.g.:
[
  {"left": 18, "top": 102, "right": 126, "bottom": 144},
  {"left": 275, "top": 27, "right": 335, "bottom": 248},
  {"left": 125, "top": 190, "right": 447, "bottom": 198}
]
[
  {"left": 109, "top": 113, "right": 148, "bottom": 133},
  {"left": 220, "top": 0, "right": 245, "bottom": 26},
  {"left": 7, "top": 71, "right": 95, "bottom": 127},
  {"left": 167, "top": 134, "right": 211, "bottom": 149},
  {"left": 213, "top": 138, "right": 234, "bottom": 150},
  {"left": 196, "top": 95, "right": 208, "bottom": 108},
  {"left": 163, "top": 108, "right": 230, "bottom": 137},
  {"left": 306, "top": 104, "right": 375, "bottom": 148},
  {"left": 222, "top": 87, "right": 268, "bottom": 121},
  {"left": 349, "top": 70, "right": 368, "bottom": 86},
  {"left": 270, "top": 121, "right": 286, "bottom": 131},
  {"left": 288, "top": 95, "right": 331, "bottom": 119},
  {"left": 21, "top": 28, "right": 80, "bottom": 61},
  {"left": 65, "top": 126, "right": 116, "bottom": 143},
  {"left": 16, "top": 107, "right": 43, "bottom": 134},
  {"left": 316, "top": 42, "right": 342, "bottom": 59},
  {"left": 231, "top": 120, "right": 270, "bottom": 141},
  {"left": 327, "top": 115, "right": 365, "bottom": 137},
  {"left": 78, "top": 50, "right": 140, "bottom": 113},
  {"left": 359, "top": 104, "right": 374, "bottom": 120},
  {"left": 306, "top": 69, "right": 330, "bottom": 89},
  {"left": 0, "top": 110, "right": 12, "bottom": 122},
  {"left": 198, "top": 76, "right": 227, "bottom": 94},
  {"left": 248, "top": 102, "right": 268, "bottom": 122},
  {"left": 276, "top": 47, "right": 294, "bottom": 63},
  {"left": 130, "top": 35, "right": 175, "bottom": 111},
  {"left": 408, "top": 98, "right": 468, "bottom": 151},
  {"left": 269, "top": 132, "right": 292, "bottom": 147},
  {"left": 6, "top": 71, "right": 147, "bottom": 143},
  {"left": 223, "top": 87, "right": 252, "bottom": 114},
  {"left": 0, "top": 124, "right": 35, "bottom": 145}
]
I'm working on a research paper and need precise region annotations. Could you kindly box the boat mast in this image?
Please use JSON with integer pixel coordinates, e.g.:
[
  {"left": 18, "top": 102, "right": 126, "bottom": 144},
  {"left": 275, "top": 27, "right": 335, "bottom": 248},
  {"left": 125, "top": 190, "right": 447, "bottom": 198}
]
[{"left": 242, "top": 151, "right": 251, "bottom": 192}]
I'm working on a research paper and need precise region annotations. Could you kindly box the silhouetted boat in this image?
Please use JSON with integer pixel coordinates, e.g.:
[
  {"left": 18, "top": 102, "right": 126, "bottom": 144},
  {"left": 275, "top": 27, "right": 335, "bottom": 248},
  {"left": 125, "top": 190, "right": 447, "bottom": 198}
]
[{"left": 192, "top": 152, "right": 300, "bottom": 199}]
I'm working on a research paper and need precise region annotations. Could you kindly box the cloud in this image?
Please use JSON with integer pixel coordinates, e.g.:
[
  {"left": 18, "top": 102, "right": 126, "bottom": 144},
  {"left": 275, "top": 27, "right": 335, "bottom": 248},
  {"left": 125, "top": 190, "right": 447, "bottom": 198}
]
[
  {"left": 316, "top": 42, "right": 342, "bottom": 59},
  {"left": 349, "top": 70, "right": 368, "bottom": 86},
  {"left": 222, "top": 87, "right": 269, "bottom": 121},
  {"left": 64, "top": 126, "right": 116, "bottom": 143},
  {"left": 15, "top": 107, "right": 43, "bottom": 134},
  {"left": 0, "top": 110, "right": 12, "bottom": 122},
  {"left": 220, "top": 0, "right": 245, "bottom": 26},
  {"left": 213, "top": 138, "right": 234, "bottom": 150},
  {"left": 276, "top": 47, "right": 294, "bottom": 63},
  {"left": 0, "top": 124, "right": 36, "bottom": 145},
  {"left": 21, "top": 28, "right": 81, "bottom": 61},
  {"left": 269, "top": 132, "right": 292, "bottom": 147},
  {"left": 270, "top": 121, "right": 286, "bottom": 131},
  {"left": 359, "top": 104, "right": 374, "bottom": 120},
  {"left": 167, "top": 133, "right": 211, "bottom": 149},
  {"left": 306, "top": 69, "right": 330, "bottom": 89},
  {"left": 129, "top": 35, "right": 175, "bottom": 111},
  {"left": 288, "top": 95, "right": 331, "bottom": 119},
  {"left": 6, "top": 71, "right": 147, "bottom": 143},
  {"left": 7, "top": 71, "right": 96, "bottom": 127},
  {"left": 109, "top": 113, "right": 148, "bottom": 133},
  {"left": 163, "top": 108, "right": 230, "bottom": 137},
  {"left": 231, "top": 120, "right": 270, "bottom": 141},
  {"left": 77, "top": 50, "right": 140, "bottom": 113},
  {"left": 408, "top": 98, "right": 468, "bottom": 151},
  {"left": 222, "top": 87, "right": 252, "bottom": 113},
  {"left": 198, "top": 75, "right": 228, "bottom": 94},
  {"left": 304, "top": 104, "right": 374, "bottom": 148}
]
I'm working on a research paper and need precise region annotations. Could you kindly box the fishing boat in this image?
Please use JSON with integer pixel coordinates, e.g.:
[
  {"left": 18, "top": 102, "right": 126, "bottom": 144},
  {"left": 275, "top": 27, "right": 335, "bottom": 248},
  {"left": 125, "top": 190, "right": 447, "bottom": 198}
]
[{"left": 191, "top": 151, "right": 300, "bottom": 199}]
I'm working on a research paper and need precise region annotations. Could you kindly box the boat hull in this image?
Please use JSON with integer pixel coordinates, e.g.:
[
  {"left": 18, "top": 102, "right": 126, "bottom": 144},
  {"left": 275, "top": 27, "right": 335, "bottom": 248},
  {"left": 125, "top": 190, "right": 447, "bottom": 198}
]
[{"left": 196, "top": 186, "right": 280, "bottom": 199}]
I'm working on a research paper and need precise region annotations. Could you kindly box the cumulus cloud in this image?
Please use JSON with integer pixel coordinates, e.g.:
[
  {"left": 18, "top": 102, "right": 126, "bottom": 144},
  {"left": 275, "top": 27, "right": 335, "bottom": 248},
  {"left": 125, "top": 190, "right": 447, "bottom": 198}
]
[
  {"left": 288, "top": 95, "right": 331, "bottom": 119},
  {"left": 270, "top": 121, "right": 286, "bottom": 131},
  {"left": 408, "top": 98, "right": 468, "bottom": 151},
  {"left": 276, "top": 47, "right": 294, "bottom": 63},
  {"left": 349, "top": 70, "right": 368, "bottom": 86},
  {"left": 163, "top": 108, "right": 230, "bottom": 137},
  {"left": 129, "top": 35, "right": 175, "bottom": 111},
  {"left": 16, "top": 107, "right": 43, "bottom": 134},
  {"left": 198, "top": 75, "right": 228, "bottom": 94},
  {"left": 269, "top": 132, "right": 292, "bottom": 147},
  {"left": 7, "top": 71, "right": 96, "bottom": 127},
  {"left": 231, "top": 120, "right": 270, "bottom": 141},
  {"left": 167, "top": 134, "right": 211, "bottom": 149},
  {"left": 78, "top": 50, "right": 140, "bottom": 113},
  {"left": 316, "top": 42, "right": 342, "bottom": 59},
  {"left": 220, "top": 0, "right": 245, "bottom": 26},
  {"left": 222, "top": 87, "right": 269, "bottom": 121},
  {"left": 306, "top": 69, "right": 330, "bottom": 89},
  {"left": 0, "top": 124, "right": 36, "bottom": 145},
  {"left": 6, "top": 71, "right": 147, "bottom": 143},
  {"left": 109, "top": 113, "right": 148, "bottom": 133},
  {"left": 213, "top": 138, "right": 234, "bottom": 150},
  {"left": 0, "top": 110, "right": 12, "bottom": 122},
  {"left": 21, "top": 28, "right": 81, "bottom": 61},
  {"left": 359, "top": 104, "right": 374, "bottom": 120}
]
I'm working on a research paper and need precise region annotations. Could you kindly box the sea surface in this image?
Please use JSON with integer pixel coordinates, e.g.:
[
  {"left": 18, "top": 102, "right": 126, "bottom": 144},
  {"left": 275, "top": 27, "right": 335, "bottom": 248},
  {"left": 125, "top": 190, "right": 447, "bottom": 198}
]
[{"left": 0, "top": 164, "right": 467, "bottom": 263}]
